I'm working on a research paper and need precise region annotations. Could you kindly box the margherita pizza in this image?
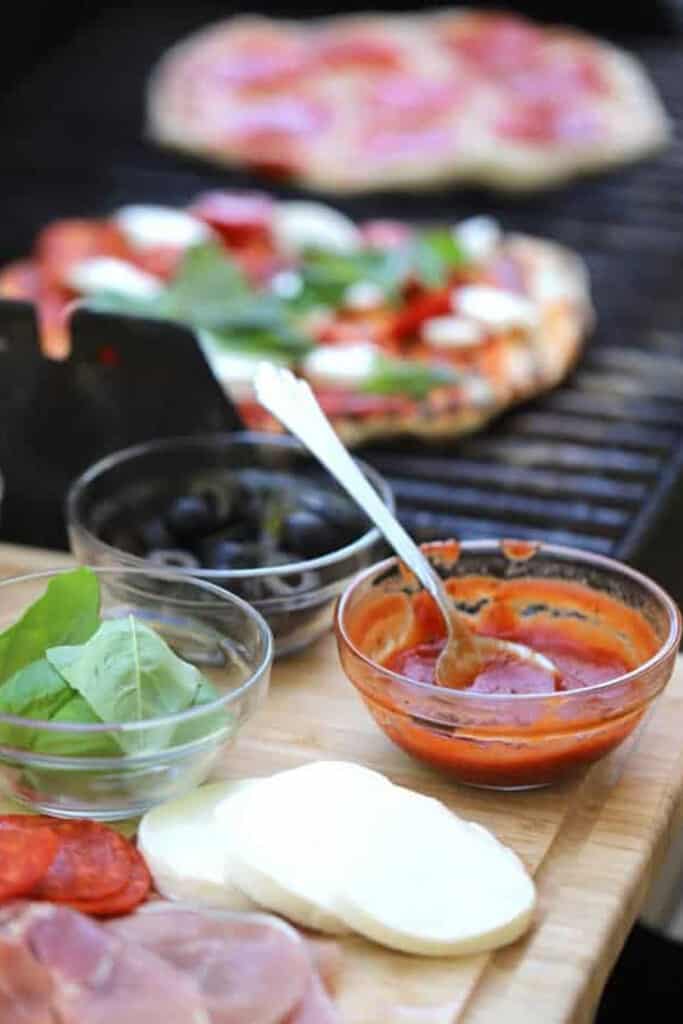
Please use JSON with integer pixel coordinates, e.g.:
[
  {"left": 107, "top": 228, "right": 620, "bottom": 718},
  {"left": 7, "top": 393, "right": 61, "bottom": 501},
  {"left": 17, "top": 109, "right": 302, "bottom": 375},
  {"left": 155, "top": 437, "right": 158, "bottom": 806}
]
[
  {"left": 0, "top": 194, "right": 593, "bottom": 445},
  {"left": 146, "top": 9, "right": 670, "bottom": 192}
]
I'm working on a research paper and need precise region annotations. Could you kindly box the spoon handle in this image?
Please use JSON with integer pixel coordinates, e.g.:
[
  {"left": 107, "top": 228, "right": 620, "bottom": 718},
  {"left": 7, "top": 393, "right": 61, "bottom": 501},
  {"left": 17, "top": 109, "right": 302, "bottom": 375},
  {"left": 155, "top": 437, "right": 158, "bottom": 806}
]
[{"left": 254, "top": 364, "right": 450, "bottom": 618}]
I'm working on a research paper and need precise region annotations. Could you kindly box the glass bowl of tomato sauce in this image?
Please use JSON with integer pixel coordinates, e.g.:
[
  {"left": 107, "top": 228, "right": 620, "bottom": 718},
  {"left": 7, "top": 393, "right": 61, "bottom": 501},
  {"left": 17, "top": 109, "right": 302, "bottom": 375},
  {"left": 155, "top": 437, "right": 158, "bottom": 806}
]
[{"left": 335, "top": 540, "right": 681, "bottom": 789}]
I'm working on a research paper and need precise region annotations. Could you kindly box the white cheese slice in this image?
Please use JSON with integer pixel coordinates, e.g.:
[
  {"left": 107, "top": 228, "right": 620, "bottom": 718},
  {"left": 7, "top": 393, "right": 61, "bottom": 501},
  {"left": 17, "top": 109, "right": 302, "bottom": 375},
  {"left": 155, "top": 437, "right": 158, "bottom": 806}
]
[
  {"left": 344, "top": 280, "right": 385, "bottom": 311},
  {"left": 421, "top": 315, "right": 485, "bottom": 349},
  {"left": 335, "top": 786, "right": 536, "bottom": 956},
  {"left": 67, "top": 257, "right": 163, "bottom": 298},
  {"left": 216, "top": 761, "right": 395, "bottom": 934},
  {"left": 455, "top": 285, "right": 539, "bottom": 331},
  {"left": 270, "top": 269, "right": 303, "bottom": 299},
  {"left": 138, "top": 780, "right": 260, "bottom": 910},
  {"left": 454, "top": 216, "right": 502, "bottom": 264},
  {"left": 114, "top": 204, "right": 212, "bottom": 250},
  {"left": 273, "top": 201, "right": 360, "bottom": 255},
  {"left": 302, "top": 342, "right": 378, "bottom": 386}
]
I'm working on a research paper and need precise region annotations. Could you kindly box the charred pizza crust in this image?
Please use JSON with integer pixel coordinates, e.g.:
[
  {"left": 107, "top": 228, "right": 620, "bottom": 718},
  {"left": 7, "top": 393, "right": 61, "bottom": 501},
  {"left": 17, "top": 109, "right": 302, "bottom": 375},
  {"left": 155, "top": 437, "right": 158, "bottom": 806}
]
[{"left": 146, "top": 10, "right": 670, "bottom": 194}]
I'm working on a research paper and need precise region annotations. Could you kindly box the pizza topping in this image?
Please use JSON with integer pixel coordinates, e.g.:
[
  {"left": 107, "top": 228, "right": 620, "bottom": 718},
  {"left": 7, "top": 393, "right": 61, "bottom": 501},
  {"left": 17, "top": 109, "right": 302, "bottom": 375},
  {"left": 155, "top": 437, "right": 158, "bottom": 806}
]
[
  {"left": 0, "top": 819, "right": 59, "bottom": 900},
  {"left": 189, "top": 190, "right": 274, "bottom": 244},
  {"left": 36, "top": 220, "right": 129, "bottom": 289},
  {"left": 455, "top": 284, "right": 539, "bottom": 331},
  {"left": 211, "top": 46, "right": 310, "bottom": 90},
  {"left": 30, "top": 820, "right": 134, "bottom": 902},
  {"left": 454, "top": 216, "right": 502, "bottom": 264},
  {"left": 113, "top": 205, "right": 212, "bottom": 251},
  {"left": 496, "top": 100, "right": 604, "bottom": 144},
  {"left": 421, "top": 315, "right": 485, "bottom": 349},
  {"left": 315, "top": 33, "right": 403, "bottom": 70},
  {"left": 303, "top": 342, "right": 378, "bottom": 386},
  {"left": 368, "top": 74, "right": 462, "bottom": 122},
  {"left": 366, "top": 126, "right": 454, "bottom": 160},
  {"left": 273, "top": 201, "right": 360, "bottom": 255},
  {"left": 231, "top": 97, "right": 331, "bottom": 141},
  {"left": 61, "top": 848, "right": 151, "bottom": 917},
  {"left": 67, "top": 256, "right": 163, "bottom": 299},
  {"left": 271, "top": 269, "right": 304, "bottom": 299},
  {"left": 445, "top": 14, "right": 545, "bottom": 76},
  {"left": 343, "top": 279, "right": 386, "bottom": 311}
]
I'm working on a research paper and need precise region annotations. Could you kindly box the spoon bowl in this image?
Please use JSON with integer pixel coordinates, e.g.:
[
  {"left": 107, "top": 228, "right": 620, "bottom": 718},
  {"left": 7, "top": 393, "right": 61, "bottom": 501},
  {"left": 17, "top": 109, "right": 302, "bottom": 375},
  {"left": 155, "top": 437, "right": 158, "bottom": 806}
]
[{"left": 254, "top": 364, "right": 558, "bottom": 687}]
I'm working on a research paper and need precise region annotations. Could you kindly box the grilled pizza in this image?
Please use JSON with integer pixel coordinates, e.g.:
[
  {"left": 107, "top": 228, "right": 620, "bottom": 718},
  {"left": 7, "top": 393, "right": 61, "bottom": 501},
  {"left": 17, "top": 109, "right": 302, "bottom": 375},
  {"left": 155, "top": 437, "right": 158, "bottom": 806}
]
[
  {"left": 0, "top": 194, "right": 593, "bottom": 445},
  {"left": 147, "top": 9, "right": 670, "bottom": 193}
]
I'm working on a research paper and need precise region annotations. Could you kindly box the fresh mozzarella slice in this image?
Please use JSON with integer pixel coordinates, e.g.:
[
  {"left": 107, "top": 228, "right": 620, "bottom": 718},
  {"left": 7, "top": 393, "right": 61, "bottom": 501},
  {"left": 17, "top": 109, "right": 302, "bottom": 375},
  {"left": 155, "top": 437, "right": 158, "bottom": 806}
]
[
  {"left": 421, "top": 315, "right": 485, "bottom": 349},
  {"left": 273, "top": 201, "right": 360, "bottom": 255},
  {"left": 456, "top": 285, "right": 539, "bottom": 331},
  {"left": 114, "top": 204, "right": 212, "bottom": 250},
  {"left": 453, "top": 216, "right": 502, "bottom": 264},
  {"left": 335, "top": 787, "right": 536, "bottom": 956},
  {"left": 138, "top": 780, "right": 260, "bottom": 910},
  {"left": 343, "top": 280, "right": 385, "bottom": 311},
  {"left": 270, "top": 269, "right": 303, "bottom": 299},
  {"left": 302, "top": 342, "right": 378, "bottom": 386},
  {"left": 67, "top": 257, "right": 163, "bottom": 298},
  {"left": 217, "top": 761, "right": 395, "bottom": 934}
]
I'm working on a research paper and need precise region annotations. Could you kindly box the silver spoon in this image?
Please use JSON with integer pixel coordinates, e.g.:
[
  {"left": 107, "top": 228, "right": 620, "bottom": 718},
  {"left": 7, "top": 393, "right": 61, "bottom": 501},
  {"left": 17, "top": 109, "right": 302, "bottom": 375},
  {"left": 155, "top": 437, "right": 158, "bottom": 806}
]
[{"left": 254, "top": 364, "right": 557, "bottom": 688}]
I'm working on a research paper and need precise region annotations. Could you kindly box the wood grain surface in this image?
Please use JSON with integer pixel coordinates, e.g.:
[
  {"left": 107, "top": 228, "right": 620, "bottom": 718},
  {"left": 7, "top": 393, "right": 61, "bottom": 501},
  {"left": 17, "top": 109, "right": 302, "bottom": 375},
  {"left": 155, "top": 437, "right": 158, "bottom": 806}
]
[{"left": 0, "top": 543, "right": 681, "bottom": 1023}]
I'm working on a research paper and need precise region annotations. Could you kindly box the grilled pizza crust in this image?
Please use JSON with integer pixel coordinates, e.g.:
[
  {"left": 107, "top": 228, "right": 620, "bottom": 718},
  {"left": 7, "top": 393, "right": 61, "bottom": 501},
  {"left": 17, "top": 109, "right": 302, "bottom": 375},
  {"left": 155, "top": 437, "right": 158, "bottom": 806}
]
[{"left": 146, "top": 10, "right": 670, "bottom": 194}]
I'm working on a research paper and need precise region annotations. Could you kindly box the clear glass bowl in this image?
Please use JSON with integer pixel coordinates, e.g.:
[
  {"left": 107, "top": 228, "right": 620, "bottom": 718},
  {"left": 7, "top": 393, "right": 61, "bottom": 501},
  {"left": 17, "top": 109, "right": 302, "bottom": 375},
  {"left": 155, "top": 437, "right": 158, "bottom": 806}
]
[
  {"left": 67, "top": 432, "right": 393, "bottom": 657},
  {"left": 0, "top": 567, "right": 272, "bottom": 819},
  {"left": 336, "top": 540, "right": 681, "bottom": 790}
]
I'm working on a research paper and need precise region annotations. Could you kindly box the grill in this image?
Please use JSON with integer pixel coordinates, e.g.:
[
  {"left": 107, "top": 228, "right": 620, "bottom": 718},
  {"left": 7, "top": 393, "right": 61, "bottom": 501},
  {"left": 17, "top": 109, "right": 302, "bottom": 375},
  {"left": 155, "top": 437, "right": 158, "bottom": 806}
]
[{"left": 0, "top": 7, "right": 682, "bottom": 573}]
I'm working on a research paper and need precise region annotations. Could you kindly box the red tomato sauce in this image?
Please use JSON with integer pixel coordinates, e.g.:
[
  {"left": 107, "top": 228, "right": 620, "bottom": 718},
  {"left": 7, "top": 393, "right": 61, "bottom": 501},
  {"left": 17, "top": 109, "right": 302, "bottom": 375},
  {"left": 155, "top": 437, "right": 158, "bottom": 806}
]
[{"left": 344, "top": 570, "right": 661, "bottom": 787}]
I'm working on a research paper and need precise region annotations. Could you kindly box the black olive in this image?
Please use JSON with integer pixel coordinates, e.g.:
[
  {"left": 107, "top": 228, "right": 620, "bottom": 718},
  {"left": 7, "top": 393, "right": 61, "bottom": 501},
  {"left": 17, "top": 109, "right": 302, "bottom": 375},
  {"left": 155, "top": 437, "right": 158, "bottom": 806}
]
[
  {"left": 135, "top": 517, "right": 174, "bottom": 553},
  {"left": 191, "top": 478, "right": 249, "bottom": 528},
  {"left": 281, "top": 509, "right": 337, "bottom": 558},
  {"left": 199, "top": 538, "right": 261, "bottom": 572},
  {"left": 299, "top": 489, "right": 367, "bottom": 545},
  {"left": 146, "top": 548, "right": 200, "bottom": 570},
  {"left": 164, "top": 494, "right": 220, "bottom": 540}
]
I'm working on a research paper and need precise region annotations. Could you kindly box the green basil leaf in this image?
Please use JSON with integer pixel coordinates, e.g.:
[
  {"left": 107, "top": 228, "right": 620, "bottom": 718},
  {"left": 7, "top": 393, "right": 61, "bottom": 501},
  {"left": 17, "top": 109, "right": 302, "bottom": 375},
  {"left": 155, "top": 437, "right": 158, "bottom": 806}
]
[
  {"left": 362, "top": 355, "right": 461, "bottom": 400},
  {"left": 31, "top": 695, "right": 121, "bottom": 758},
  {"left": 0, "top": 568, "right": 100, "bottom": 685},
  {"left": 412, "top": 229, "right": 466, "bottom": 288},
  {"left": 171, "top": 676, "right": 231, "bottom": 747},
  {"left": 47, "top": 616, "right": 206, "bottom": 754},
  {"left": 0, "top": 659, "right": 73, "bottom": 748},
  {"left": 161, "top": 242, "right": 249, "bottom": 326}
]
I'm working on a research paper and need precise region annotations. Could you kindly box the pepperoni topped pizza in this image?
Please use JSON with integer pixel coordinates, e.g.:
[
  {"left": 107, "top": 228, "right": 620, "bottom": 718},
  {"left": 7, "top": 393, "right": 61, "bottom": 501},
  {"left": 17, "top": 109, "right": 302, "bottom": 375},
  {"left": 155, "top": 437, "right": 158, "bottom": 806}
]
[
  {"left": 147, "top": 9, "right": 670, "bottom": 192},
  {"left": 0, "top": 194, "right": 593, "bottom": 445}
]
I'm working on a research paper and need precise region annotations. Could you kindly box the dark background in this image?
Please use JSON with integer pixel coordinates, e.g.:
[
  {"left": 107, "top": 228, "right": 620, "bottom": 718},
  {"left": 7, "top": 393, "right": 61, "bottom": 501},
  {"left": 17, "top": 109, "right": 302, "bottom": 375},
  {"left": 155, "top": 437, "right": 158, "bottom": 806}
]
[{"left": 0, "top": 3, "right": 682, "bottom": 1016}]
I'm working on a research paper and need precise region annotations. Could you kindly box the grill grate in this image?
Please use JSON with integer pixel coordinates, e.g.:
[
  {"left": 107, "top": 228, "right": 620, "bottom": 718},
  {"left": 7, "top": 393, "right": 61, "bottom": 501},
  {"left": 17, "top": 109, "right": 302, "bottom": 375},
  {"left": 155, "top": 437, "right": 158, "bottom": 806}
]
[{"left": 0, "top": 10, "right": 682, "bottom": 562}]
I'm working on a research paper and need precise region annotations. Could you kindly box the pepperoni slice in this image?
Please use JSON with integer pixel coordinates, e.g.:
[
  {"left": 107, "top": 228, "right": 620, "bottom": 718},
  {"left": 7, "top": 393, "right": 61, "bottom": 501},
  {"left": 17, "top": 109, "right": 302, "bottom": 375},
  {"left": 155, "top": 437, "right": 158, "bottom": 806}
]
[
  {"left": 231, "top": 98, "right": 331, "bottom": 141},
  {"left": 211, "top": 47, "right": 310, "bottom": 90},
  {"left": 62, "top": 847, "right": 151, "bottom": 917},
  {"left": 0, "top": 818, "right": 59, "bottom": 899},
  {"left": 189, "top": 191, "right": 274, "bottom": 245},
  {"left": 29, "top": 819, "right": 133, "bottom": 902},
  {"left": 369, "top": 75, "right": 463, "bottom": 122},
  {"left": 316, "top": 35, "right": 403, "bottom": 70},
  {"left": 360, "top": 220, "right": 414, "bottom": 249},
  {"left": 36, "top": 219, "right": 130, "bottom": 289},
  {"left": 445, "top": 14, "right": 544, "bottom": 76},
  {"left": 496, "top": 100, "right": 603, "bottom": 144}
]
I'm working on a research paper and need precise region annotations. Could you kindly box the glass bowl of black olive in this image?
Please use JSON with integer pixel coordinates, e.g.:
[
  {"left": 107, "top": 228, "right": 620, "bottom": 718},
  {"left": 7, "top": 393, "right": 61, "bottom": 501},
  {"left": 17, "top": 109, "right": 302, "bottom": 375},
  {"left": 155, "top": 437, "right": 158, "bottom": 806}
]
[{"left": 66, "top": 433, "right": 393, "bottom": 656}]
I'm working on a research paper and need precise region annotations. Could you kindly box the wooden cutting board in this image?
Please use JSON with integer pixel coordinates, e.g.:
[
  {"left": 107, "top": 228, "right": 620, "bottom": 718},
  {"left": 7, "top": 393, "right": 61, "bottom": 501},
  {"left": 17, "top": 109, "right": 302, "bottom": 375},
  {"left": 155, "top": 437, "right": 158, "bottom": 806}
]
[{"left": 1, "top": 542, "right": 682, "bottom": 1024}]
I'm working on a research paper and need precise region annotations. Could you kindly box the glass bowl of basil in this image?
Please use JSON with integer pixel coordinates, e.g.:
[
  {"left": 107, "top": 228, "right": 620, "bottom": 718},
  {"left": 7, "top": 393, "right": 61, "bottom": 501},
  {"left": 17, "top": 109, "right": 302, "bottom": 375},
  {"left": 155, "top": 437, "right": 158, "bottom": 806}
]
[
  {"left": 0, "top": 566, "right": 272, "bottom": 820},
  {"left": 66, "top": 432, "right": 392, "bottom": 657}
]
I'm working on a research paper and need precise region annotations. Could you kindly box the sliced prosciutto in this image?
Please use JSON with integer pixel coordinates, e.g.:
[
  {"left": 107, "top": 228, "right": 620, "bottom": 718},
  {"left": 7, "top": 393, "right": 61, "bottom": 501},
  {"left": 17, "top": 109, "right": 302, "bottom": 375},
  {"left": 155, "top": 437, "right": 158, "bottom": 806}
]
[
  {"left": 107, "top": 905, "right": 314, "bottom": 1024},
  {"left": 0, "top": 902, "right": 209, "bottom": 1024}
]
